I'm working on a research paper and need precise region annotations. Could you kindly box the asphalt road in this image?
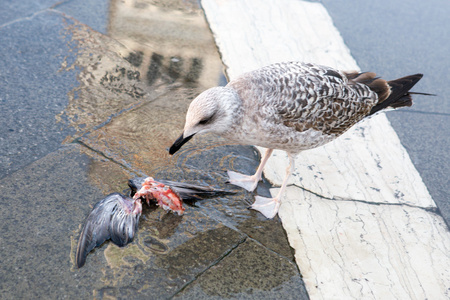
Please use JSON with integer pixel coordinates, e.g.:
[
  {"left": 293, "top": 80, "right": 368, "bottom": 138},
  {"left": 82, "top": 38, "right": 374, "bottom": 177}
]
[{"left": 321, "top": 0, "right": 450, "bottom": 226}]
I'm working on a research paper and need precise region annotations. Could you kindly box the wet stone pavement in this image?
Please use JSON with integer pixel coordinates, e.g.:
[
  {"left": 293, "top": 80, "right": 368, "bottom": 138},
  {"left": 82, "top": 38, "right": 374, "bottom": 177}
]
[{"left": 0, "top": 1, "right": 308, "bottom": 299}]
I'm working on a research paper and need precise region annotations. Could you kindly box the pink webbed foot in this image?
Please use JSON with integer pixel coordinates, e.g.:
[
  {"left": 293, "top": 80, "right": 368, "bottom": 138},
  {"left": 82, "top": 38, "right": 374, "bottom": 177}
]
[
  {"left": 226, "top": 170, "right": 261, "bottom": 192},
  {"left": 226, "top": 149, "right": 274, "bottom": 192},
  {"left": 249, "top": 195, "right": 281, "bottom": 219}
]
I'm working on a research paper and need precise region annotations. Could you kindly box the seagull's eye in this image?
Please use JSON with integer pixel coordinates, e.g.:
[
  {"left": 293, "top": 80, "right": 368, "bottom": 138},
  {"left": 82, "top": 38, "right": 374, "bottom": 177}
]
[
  {"left": 198, "top": 113, "right": 215, "bottom": 125},
  {"left": 198, "top": 118, "right": 211, "bottom": 125}
]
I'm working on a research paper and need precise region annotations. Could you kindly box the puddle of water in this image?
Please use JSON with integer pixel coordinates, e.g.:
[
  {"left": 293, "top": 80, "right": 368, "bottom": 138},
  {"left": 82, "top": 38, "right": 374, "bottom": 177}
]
[
  {"left": 56, "top": 0, "right": 299, "bottom": 297},
  {"left": 57, "top": 20, "right": 151, "bottom": 142},
  {"left": 60, "top": 0, "right": 226, "bottom": 174},
  {"left": 108, "top": 0, "right": 221, "bottom": 90}
]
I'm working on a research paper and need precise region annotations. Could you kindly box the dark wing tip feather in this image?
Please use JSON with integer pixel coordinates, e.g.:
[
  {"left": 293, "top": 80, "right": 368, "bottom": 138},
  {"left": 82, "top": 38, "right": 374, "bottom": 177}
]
[
  {"left": 129, "top": 177, "right": 234, "bottom": 201},
  {"left": 157, "top": 179, "right": 235, "bottom": 200}
]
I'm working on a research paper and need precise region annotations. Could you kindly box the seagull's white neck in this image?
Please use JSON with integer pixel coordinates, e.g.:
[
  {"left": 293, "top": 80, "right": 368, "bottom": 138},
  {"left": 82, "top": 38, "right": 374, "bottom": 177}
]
[{"left": 218, "top": 87, "right": 243, "bottom": 127}]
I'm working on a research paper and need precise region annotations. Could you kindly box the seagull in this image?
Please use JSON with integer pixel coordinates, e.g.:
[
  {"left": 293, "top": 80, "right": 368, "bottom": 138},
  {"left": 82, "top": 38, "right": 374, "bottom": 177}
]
[{"left": 169, "top": 61, "right": 428, "bottom": 219}]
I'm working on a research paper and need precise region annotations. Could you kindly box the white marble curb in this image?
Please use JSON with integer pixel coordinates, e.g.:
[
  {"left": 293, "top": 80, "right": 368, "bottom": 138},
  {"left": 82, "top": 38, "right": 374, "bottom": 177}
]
[{"left": 201, "top": 0, "right": 450, "bottom": 299}]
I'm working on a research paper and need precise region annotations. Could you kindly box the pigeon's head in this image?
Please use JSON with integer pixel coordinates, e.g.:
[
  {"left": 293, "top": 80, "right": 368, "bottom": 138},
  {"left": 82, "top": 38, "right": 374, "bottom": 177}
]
[{"left": 169, "top": 87, "right": 239, "bottom": 155}]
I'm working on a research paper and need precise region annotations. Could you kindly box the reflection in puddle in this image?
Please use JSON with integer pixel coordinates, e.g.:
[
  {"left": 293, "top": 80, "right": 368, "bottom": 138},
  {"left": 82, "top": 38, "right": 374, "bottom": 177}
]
[
  {"left": 142, "top": 236, "right": 169, "bottom": 253},
  {"left": 59, "top": 0, "right": 225, "bottom": 175},
  {"left": 57, "top": 21, "right": 151, "bottom": 141},
  {"left": 59, "top": 0, "right": 296, "bottom": 297},
  {"left": 104, "top": 243, "right": 149, "bottom": 269},
  {"left": 108, "top": 0, "right": 222, "bottom": 89}
]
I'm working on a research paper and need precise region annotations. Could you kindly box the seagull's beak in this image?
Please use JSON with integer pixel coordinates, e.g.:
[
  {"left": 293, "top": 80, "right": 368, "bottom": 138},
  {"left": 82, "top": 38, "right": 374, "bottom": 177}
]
[{"left": 169, "top": 132, "right": 194, "bottom": 155}]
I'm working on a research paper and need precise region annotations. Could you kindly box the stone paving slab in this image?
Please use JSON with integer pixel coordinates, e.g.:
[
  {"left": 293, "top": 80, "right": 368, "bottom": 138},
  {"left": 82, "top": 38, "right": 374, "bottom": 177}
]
[
  {"left": 0, "top": 145, "right": 108, "bottom": 299},
  {"left": 279, "top": 186, "right": 450, "bottom": 299},
  {"left": 0, "top": 11, "right": 78, "bottom": 178},
  {"left": 175, "top": 239, "right": 307, "bottom": 299}
]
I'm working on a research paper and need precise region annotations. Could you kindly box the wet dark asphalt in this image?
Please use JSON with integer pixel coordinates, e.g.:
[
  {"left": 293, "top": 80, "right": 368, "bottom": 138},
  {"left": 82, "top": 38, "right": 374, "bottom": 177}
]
[{"left": 0, "top": 1, "right": 308, "bottom": 299}]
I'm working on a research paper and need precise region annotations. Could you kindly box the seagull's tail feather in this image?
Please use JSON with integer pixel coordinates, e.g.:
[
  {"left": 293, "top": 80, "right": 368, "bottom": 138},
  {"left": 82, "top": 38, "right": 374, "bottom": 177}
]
[{"left": 369, "top": 74, "right": 425, "bottom": 115}]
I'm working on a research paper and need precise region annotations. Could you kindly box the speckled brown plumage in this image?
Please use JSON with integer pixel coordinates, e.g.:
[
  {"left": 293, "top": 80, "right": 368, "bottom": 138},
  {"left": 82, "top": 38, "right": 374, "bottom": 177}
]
[{"left": 229, "top": 62, "right": 385, "bottom": 137}]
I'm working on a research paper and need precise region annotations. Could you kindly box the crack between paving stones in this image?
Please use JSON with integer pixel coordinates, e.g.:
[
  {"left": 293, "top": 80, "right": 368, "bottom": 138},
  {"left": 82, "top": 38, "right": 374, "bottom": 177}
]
[
  {"left": 168, "top": 236, "right": 248, "bottom": 299},
  {"left": 62, "top": 86, "right": 181, "bottom": 144},
  {"left": 73, "top": 139, "right": 146, "bottom": 177},
  {"left": 194, "top": 205, "right": 299, "bottom": 264},
  {"left": 247, "top": 234, "right": 299, "bottom": 265},
  {"left": 286, "top": 183, "right": 441, "bottom": 216},
  {"left": 50, "top": 0, "right": 74, "bottom": 10},
  {"left": 0, "top": 4, "right": 72, "bottom": 29},
  {"left": 194, "top": 207, "right": 304, "bottom": 276},
  {"left": 0, "top": 10, "right": 47, "bottom": 28},
  {"left": 246, "top": 235, "right": 304, "bottom": 277}
]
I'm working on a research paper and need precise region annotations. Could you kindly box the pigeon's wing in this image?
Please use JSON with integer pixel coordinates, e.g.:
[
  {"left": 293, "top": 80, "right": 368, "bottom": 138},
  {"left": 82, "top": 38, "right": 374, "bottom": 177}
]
[
  {"left": 76, "top": 193, "right": 141, "bottom": 268},
  {"left": 109, "top": 203, "right": 140, "bottom": 247}
]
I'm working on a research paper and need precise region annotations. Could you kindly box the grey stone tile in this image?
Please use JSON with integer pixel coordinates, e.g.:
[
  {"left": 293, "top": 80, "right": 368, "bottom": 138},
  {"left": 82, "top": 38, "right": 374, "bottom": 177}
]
[
  {"left": 0, "top": 144, "right": 108, "bottom": 299},
  {"left": 53, "top": 0, "right": 110, "bottom": 34},
  {"left": 174, "top": 239, "right": 309, "bottom": 299},
  {"left": 0, "top": 11, "right": 78, "bottom": 179}
]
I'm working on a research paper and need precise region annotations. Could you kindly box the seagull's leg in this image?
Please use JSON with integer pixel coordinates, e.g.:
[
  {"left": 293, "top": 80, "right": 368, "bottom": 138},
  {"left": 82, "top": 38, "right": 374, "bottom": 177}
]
[
  {"left": 250, "top": 153, "right": 295, "bottom": 219},
  {"left": 227, "top": 148, "right": 273, "bottom": 192}
]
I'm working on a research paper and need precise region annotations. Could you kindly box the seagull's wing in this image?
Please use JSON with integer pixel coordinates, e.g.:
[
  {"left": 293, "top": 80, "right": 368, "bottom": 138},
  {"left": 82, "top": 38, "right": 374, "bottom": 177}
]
[
  {"left": 76, "top": 193, "right": 141, "bottom": 268},
  {"left": 231, "top": 62, "right": 379, "bottom": 136}
]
